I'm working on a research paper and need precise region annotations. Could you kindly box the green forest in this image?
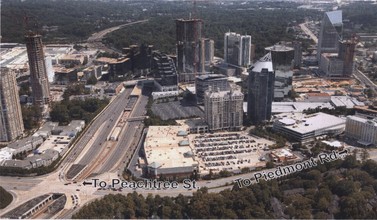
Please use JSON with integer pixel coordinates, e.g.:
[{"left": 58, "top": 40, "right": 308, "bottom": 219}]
[
  {"left": 3, "top": 0, "right": 377, "bottom": 59},
  {"left": 73, "top": 155, "right": 377, "bottom": 219}
]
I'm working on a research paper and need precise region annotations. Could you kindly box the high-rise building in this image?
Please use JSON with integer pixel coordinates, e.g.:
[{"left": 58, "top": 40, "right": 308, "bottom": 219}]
[
  {"left": 0, "top": 68, "right": 24, "bottom": 142},
  {"left": 201, "top": 38, "right": 214, "bottom": 71},
  {"left": 176, "top": 19, "right": 204, "bottom": 83},
  {"left": 345, "top": 115, "right": 377, "bottom": 146},
  {"left": 265, "top": 42, "right": 294, "bottom": 101},
  {"left": 25, "top": 33, "right": 50, "bottom": 106},
  {"left": 247, "top": 53, "right": 275, "bottom": 124},
  {"left": 152, "top": 52, "right": 178, "bottom": 92},
  {"left": 293, "top": 41, "right": 302, "bottom": 69},
  {"left": 204, "top": 88, "right": 244, "bottom": 131},
  {"left": 196, "top": 74, "right": 229, "bottom": 104},
  {"left": 265, "top": 43, "right": 295, "bottom": 68},
  {"left": 338, "top": 40, "right": 356, "bottom": 77},
  {"left": 317, "top": 10, "right": 343, "bottom": 62},
  {"left": 224, "top": 32, "right": 251, "bottom": 67}
]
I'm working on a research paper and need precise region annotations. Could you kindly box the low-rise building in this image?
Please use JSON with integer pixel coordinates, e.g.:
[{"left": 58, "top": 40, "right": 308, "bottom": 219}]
[
  {"left": 143, "top": 126, "right": 199, "bottom": 179},
  {"left": 272, "top": 112, "right": 346, "bottom": 143},
  {"left": 345, "top": 115, "right": 377, "bottom": 146},
  {"left": 104, "top": 83, "right": 123, "bottom": 95},
  {"left": 302, "top": 93, "right": 331, "bottom": 102},
  {"left": 7, "top": 136, "right": 44, "bottom": 155},
  {"left": 270, "top": 148, "right": 297, "bottom": 163}
]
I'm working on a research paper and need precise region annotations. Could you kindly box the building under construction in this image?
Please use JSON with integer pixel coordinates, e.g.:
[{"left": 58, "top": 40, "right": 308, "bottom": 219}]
[
  {"left": 25, "top": 32, "right": 50, "bottom": 107},
  {"left": 338, "top": 39, "right": 356, "bottom": 77},
  {"left": 176, "top": 19, "right": 205, "bottom": 83}
]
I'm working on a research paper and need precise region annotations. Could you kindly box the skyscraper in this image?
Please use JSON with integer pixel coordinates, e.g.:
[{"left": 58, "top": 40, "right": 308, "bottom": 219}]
[
  {"left": 0, "top": 68, "right": 24, "bottom": 142},
  {"left": 201, "top": 38, "right": 214, "bottom": 71},
  {"left": 25, "top": 33, "right": 50, "bottom": 107},
  {"left": 224, "top": 32, "right": 251, "bottom": 67},
  {"left": 293, "top": 41, "right": 302, "bottom": 69},
  {"left": 247, "top": 53, "right": 275, "bottom": 124},
  {"left": 176, "top": 19, "right": 204, "bottom": 83},
  {"left": 317, "top": 10, "right": 343, "bottom": 62},
  {"left": 204, "top": 88, "right": 244, "bottom": 131},
  {"left": 338, "top": 40, "right": 356, "bottom": 77}
]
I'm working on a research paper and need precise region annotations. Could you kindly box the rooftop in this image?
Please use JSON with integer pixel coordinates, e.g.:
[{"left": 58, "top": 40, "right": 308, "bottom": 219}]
[
  {"left": 274, "top": 112, "right": 346, "bottom": 134},
  {"left": 265, "top": 44, "right": 294, "bottom": 52},
  {"left": 144, "top": 126, "right": 198, "bottom": 170},
  {"left": 196, "top": 74, "right": 227, "bottom": 81},
  {"left": 251, "top": 52, "right": 274, "bottom": 72},
  {"left": 347, "top": 115, "right": 377, "bottom": 126},
  {"left": 326, "top": 10, "right": 342, "bottom": 25}
]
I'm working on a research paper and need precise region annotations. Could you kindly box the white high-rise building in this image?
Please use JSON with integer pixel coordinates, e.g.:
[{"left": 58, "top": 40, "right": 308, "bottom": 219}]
[
  {"left": 0, "top": 68, "right": 24, "bottom": 142},
  {"left": 224, "top": 32, "right": 251, "bottom": 67},
  {"left": 204, "top": 88, "right": 244, "bottom": 131},
  {"left": 345, "top": 116, "right": 377, "bottom": 146}
]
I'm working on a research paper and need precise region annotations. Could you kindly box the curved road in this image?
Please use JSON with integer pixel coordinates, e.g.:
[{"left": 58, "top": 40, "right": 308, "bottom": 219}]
[{"left": 87, "top": 19, "right": 149, "bottom": 54}]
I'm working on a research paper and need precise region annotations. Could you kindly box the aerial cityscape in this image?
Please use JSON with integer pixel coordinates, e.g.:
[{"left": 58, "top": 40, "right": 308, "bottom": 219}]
[{"left": 0, "top": 0, "right": 377, "bottom": 219}]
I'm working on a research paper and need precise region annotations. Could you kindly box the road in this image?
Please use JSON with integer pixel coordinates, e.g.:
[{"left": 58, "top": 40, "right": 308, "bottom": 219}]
[
  {"left": 93, "top": 91, "right": 150, "bottom": 174},
  {"left": 86, "top": 19, "right": 149, "bottom": 54},
  {"left": 63, "top": 88, "right": 133, "bottom": 180},
  {"left": 353, "top": 67, "right": 377, "bottom": 93},
  {"left": 299, "top": 22, "right": 318, "bottom": 44}
]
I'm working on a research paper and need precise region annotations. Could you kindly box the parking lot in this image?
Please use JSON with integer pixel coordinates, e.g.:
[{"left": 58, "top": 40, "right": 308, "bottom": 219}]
[
  {"left": 152, "top": 101, "right": 204, "bottom": 120},
  {"left": 191, "top": 132, "right": 275, "bottom": 174}
]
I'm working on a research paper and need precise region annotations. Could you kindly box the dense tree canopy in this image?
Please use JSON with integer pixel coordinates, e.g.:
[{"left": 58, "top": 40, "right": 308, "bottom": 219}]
[{"left": 73, "top": 156, "right": 377, "bottom": 219}]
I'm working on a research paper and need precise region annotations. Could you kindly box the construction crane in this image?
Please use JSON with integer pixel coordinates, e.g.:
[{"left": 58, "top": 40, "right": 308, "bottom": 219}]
[{"left": 23, "top": 13, "right": 40, "bottom": 35}]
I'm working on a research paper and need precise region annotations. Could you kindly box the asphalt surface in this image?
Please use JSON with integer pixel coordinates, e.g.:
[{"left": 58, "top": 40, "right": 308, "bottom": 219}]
[
  {"left": 95, "top": 89, "right": 150, "bottom": 174},
  {"left": 353, "top": 68, "right": 377, "bottom": 93},
  {"left": 64, "top": 88, "right": 133, "bottom": 179}
]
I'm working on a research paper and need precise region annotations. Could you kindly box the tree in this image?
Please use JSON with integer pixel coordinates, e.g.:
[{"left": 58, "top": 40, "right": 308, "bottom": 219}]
[
  {"left": 360, "top": 149, "right": 370, "bottom": 162},
  {"left": 50, "top": 104, "right": 70, "bottom": 124},
  {"left": 86, "top": 75, "right": 98, "bottom": 85}
]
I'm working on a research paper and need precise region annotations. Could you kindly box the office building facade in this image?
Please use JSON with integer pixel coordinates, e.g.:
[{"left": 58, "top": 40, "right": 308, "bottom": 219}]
[
  {"left": 247, "top": 53, "right": 275, "bottom": 124},
  {"left": 0, "top": 68, "right": 24, "bottom": 142},
  {"left": 345, "top": 116, "right": 377, "bottom": 146},
  {"left": 224, "top": 32, "right": 251, "bottom": 67},
  {"left": 204, "top": 89, "right": 244, "bottom": 131},
  {"left": 317, "top": 10, "right": 343, "bottom": 62},
  {"left": 25, "top": 33, "right": 50, "bottom": 106},
  {"left": 152, "top": 52, "right": 178, "bottom": 92}
]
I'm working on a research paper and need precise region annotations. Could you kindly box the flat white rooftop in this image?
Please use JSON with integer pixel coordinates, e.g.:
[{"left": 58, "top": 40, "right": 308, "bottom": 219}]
[
  {"left": 274, "top": 112, "right": 346, "bottom": 134},
  {"left": 243, "top": 101, "right": 334, "bottom": 114},
  {"left": 144, "top": 126, "right": 197, "bottom": 170},
  {"left": 37, "top": 135, "right": 72, "bottom": 155}
]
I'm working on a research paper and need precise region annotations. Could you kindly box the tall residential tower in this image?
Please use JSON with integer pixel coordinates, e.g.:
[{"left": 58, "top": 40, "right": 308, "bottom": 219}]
[
  {"left": 0, "top": 68, "right": 24, "bottom": 142},
  {"left": 224, "top": 32, "right": 252, "bottom": 68},
  {"left": 204, "top": 88, "right": 244, "bottom": 131},
  {"left": 25, "top": 33, "right": 50, "bottom": 107}
]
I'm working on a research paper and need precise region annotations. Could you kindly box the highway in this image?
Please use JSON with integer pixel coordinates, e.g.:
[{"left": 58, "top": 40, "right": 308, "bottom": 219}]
[
  {"left": 86, "top": 19, "right": 149, "bottom": 54},
  {"left": 299, "top": 22, "right": 318, "bottom": 44},
  {"left": 353, "top": 68, "right": 377, "bottom": 93},
  {"left": 95, "top": 90, "right": 150, "bottom": 174},
  {"left": 64, "top": 88, "right": 133, "bottom": 180}
]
